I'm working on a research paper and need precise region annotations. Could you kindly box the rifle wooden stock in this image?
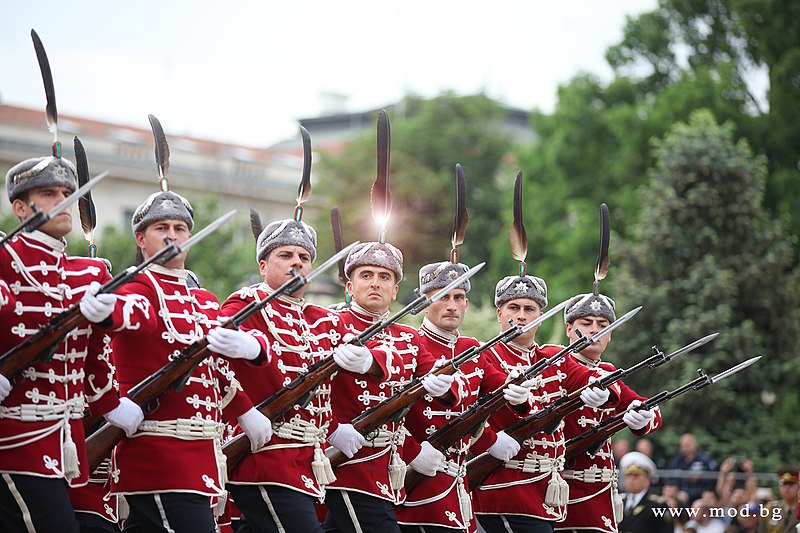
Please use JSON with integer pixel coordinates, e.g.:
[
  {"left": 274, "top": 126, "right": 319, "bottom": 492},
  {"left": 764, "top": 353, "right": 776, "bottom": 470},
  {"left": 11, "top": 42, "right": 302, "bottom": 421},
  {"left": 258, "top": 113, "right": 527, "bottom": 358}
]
[
  {"left": 86, "top": 337, "right": 216, "bottom": 472},
  {"left": 565, "top": 417, "right": 627, "bottom": 462},
  {"left": 224, "top": 357, "right": 339, "bottom": 474}
]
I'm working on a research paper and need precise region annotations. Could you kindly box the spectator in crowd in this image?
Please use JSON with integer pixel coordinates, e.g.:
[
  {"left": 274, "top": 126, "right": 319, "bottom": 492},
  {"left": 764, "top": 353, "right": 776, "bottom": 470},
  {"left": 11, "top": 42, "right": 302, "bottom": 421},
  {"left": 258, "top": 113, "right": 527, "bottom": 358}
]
[
  {"left": 666, "top": 433, "right": 719, "bottom": 502},
  {"left": 758, "top": 465, "right": 799, "bottom": 533},
  {"left": 716, "top": 456, "right": 758, "bottom": 526},
  {"left": 684, "top": 499, "right": 726, "bottom": 533}
]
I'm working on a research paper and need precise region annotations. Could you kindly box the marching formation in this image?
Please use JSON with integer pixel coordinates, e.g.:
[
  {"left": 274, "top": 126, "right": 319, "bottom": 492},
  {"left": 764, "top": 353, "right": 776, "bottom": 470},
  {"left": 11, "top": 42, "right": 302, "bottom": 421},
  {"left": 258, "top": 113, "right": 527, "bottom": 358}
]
[{"left": 0, "top": 30, "right": 761, "bottom": 533}]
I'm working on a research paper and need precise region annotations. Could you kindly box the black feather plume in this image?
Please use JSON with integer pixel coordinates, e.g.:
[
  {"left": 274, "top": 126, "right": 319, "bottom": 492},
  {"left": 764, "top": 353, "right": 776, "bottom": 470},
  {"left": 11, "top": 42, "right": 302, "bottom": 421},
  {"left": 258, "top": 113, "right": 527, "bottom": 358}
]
[
  {"left": 30, "top": 29, "right": 58, "bottom": 147},
  {"left": 73, "top": 137, "right": 96, "bottom": 243},
  {"left": 147, "top": 114, "right": 170, "bottom": 189},
  {"left": 370, "top": 109, "right": 392, "bottom": 240},
  {"left": 330, "top": 207, "right": 347, "bottom": 285},
  {"left": 509, "top": 171, "right": 528, "bottom": 263},
  {"left": 249, "top": 209, "right": 263, "bottom": 241},
  {"left": 594, "top": 203, "right": 611, "bottom": 283},
  {"left": 296, "top": 126, "right": 312, "bottom": 207},
  {"left": 451, "top": 163, "right": 469, "bottom": 251}
]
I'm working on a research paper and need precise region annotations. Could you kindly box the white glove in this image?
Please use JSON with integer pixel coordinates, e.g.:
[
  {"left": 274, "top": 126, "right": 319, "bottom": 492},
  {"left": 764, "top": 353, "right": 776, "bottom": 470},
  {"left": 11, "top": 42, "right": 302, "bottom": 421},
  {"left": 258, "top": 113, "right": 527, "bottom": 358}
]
[
  {"left": 103, "top": 397, "right": 144, "bottom": 437},
  {"left": 333, "top": 343, "right": 374, "bottom": 374},
  {"left": 0, "top": 374, "right": 12, "bottom": 404},
  {"left": 502, "top": 377, "right": 537, "bottom": 405},
  {"left": 580, "top": 378, "right": 610, "bottom": 408},
  {"left": 623, "top": 400, "right": 656, "bottom": 430},
  {"left": 410, "top": 441, "right": 444, "bottom": 477},
  {"left": 487, "top": 431, "right": 520, "bottom": 462},
  {"left": 79, "top": 281, "right": 116, "bottom": 323},
  {"left": 327, "top": 423, "right": 366, "bottom": 458},
  {"left": 238, "top": 407, "right": 273, "bottom": 452},
  {"left": 421, "top": 372, "right": 455, "bottom": 398},
  {"left": 207, "top": 327, "right": 261, "bottom": 360}
]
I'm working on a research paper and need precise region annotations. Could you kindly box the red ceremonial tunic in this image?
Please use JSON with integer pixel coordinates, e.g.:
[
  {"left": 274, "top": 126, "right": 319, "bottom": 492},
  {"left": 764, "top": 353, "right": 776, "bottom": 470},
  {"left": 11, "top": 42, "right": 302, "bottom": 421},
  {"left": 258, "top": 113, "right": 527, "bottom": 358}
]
[
  {"left": 325, "top": 304, "right": 447, "bottom": 504},
  {"left": 471, "top": 342, "right": 619, "bottom": 522},
  {"left": 221, "top": 283, "right": 350, "bottom": 499},
  {"left": 555, "top": 354, "right": 662, "bottom": 533},
  {"left": 107, "top": 265, "right": 254, "bottom": 497},
  {"left": 0, "top": 231, "right": 119, "bottom": 487},
  {"left": 397, "top": 319, "right": 516, "bottom": 531}
]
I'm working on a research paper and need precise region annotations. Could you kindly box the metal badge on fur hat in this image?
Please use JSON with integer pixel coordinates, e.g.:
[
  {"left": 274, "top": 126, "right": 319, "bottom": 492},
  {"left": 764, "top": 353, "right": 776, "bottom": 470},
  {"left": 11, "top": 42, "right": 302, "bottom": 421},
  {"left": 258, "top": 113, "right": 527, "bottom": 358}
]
[
  {"left": 494, "top": 275, "right": 547, "bottom": 309},
  {"left": 419, "top": 261, "right": 470, "bottom": 294},
  {"left": 131, "top": 191, "right": 194, "bottom": 233},
  {"left": 564, "top": 293, "right": 616, "bottom": 324},
  {"left": 345, "top": 241, "right": 403, "bottom": 282},
  {"left": 6, "top": 157, "right": 77, "bottom": 202},
  {"left": 253, "top": 216, "right": 317, "bottom": 262}
]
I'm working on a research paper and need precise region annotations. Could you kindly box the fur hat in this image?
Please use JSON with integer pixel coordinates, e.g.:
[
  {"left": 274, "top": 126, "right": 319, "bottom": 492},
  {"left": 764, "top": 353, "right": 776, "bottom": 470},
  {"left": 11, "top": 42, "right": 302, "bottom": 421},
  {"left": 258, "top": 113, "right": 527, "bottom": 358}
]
[
  {"left": 494, "top": 275, "right": 547, "bottom": 309},
  {"left": 564, "top": 293, "right": 616, "bottom": 324},
  {"left": 6, "top": 156, "right": 77, "bottom": 202},
  {"left": 344, "top": 241, "right": 403, "bottom": 282},
  {"left": 131, "top": 191, "right": 194, "bottom": 234},
  {"left": 419, "top": 261, "right": 471, "bottom": 295},
  {"left": 255, "top": 218, "right": 317, "bottom": 263}
]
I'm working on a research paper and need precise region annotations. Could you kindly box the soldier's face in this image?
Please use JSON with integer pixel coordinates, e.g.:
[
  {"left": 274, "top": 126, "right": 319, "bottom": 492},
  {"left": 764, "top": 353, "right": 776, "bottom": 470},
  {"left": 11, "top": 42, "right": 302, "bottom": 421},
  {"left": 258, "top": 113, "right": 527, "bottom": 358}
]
[
  {"left": 566, "top": 315, "right": 612, "bottom": 361},
  {"left": 423, "top": 288, "right": 468, "bottom": 334},
  {"left": 12, "top": 186, "right": 73, "bottom": 239},
  {"left": 136, "top": 219, "right": 192, "bottom": 269},
  {"left": 624, "top": 471, "right": 650, "bottom": 494},
  {"left": 346, "top": 266, "right": 398, "bottom": 314},
  {"left": 497, "top": 298, "right": 542, "bottom": 347},
  {"left": 260, "top": 245, "right": 313, "bottom": 297}
]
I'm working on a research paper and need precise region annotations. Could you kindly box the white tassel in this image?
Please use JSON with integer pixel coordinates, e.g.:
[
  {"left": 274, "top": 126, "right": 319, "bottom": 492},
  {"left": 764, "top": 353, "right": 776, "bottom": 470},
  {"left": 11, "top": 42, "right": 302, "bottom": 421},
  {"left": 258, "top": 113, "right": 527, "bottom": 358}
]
[
  {"left": 612, "top": 483, "right": 624, "bottom": 523},
  {"left": 117, "top": 495, "right": 130, "bottom": 522},
  {"left": 457, "top": 477, "right": 472, "bottom": 527},
  {"left": 213, "top": 491, "right": 228, "bottom": 518},
  {"left": 63, "top": 421, "right": 80, "bottom": 481},
  {"left": 388, "top": 447, "right": 406, "bottom": 491},
  {"left": 312, "top": 444, "right": 336, "bottom": 486},
  {"left": 544, "top": 470, "right": 569, "bottom": 507}
]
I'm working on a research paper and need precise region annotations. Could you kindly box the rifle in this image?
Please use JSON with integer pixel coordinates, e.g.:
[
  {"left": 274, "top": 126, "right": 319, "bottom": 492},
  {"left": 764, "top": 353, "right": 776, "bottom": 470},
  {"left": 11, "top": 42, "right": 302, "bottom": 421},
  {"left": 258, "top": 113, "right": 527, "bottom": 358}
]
[
  {"left": 223, "top": 261, "right": 486, "bottom": 475},
  {"left": 465, "top": 332, "right": 719, "bottom": 489},
  {"left": 563, "top": 356, "right": 761, "bottom": 463},
  {"left": 85, "top": 240, "right": 359, "bottom": 472},
  {"left": 0, "top": 170, "right": 109, "bottom": 249},
  {"left": 325, "top": 296, "right": 572, "bottom": 468},
  {"left": 0, "top": 209, "right": 235, "bottom": 382},
  {"left": 404, "top": 306, "right": 642, "bottom": 493}
]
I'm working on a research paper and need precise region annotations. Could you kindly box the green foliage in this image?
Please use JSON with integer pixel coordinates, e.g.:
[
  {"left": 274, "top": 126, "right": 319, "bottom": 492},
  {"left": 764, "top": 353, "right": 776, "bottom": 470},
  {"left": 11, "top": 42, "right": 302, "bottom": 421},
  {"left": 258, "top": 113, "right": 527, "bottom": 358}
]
[
  {"left": 313, "top": 92, "right": 512, "bottom": 307},
  {"left": 613, "top": 111, "right": 800, "bottom": 469}
]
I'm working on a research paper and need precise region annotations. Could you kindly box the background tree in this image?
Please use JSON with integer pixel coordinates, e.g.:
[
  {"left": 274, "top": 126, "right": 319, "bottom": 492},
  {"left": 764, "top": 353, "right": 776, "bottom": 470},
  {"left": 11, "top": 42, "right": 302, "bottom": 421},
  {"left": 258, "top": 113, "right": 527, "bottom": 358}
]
[
  {"left": 313, "top": 92, "right": 513, "bottom": 305},
  {"left": 612, "top": 110, "right": 800, "bottom": 465}
]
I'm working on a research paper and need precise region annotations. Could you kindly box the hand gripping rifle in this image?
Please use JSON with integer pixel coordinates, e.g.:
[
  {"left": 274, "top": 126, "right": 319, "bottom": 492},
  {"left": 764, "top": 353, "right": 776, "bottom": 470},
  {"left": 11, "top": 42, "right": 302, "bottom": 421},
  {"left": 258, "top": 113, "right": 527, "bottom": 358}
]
[
  {"left": 0, "top": 208, "right": 234, "bottom": 382},
  {"left": 466, "top": 332, "right": 719, "bottom": 489},
  {"left": 563, "top": 355, "right": 762, "bottom": 463},
  {"left": 0, "top": 170, "right": 109, "bottom": 249},
  {"left": 404, "top": 305, "right": 642, "bottom": 493},
  {"left": 85, "top": 239, "right": 358, "bottom": 472},
  {"left": 223, "top": 261, "right": 485, "bottom": 475}
]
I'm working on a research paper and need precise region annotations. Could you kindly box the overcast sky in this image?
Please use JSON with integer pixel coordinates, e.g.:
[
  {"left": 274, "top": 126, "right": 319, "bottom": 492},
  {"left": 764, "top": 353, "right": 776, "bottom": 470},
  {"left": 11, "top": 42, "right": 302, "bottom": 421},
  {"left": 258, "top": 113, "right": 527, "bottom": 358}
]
[{"left": 1, "top": 1, "right": 658, "bottom": 147}]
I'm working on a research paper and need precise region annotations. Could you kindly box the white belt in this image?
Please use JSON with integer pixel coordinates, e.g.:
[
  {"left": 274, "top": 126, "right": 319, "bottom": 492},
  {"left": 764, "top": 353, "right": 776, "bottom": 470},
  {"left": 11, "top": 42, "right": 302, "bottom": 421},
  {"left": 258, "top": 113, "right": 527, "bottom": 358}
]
[
  {"left": 363, "top": 428, "right": 406, "bottom": 448},
  {"left": 437, "top": 458, "right": 464, "bottom": 478},
  {"left": 138, "top": 418, "right": 223, "bottom": 439},
  {"left": 273, "top": 418, "right": 327, "bottom": 444},
  {"left": 562, "top": 467, "right": 616, "bottom": 483},
  {"left": 504, "top": 456, "right": 564, "bottom": 474},
  {"left": 0, "top": 401, "right": 85, "bottom": 422}
]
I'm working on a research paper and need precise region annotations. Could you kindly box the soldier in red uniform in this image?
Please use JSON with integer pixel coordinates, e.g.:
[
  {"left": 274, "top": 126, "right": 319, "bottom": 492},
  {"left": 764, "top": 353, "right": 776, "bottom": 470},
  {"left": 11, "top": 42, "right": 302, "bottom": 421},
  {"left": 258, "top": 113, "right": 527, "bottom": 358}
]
[
  {"left": 103, "top": 190, "right": 271, "bottom": 532},
  {"left": 323, "top": 242, "right": 460, "bottom": 533},
  {"left": 396, "top": 261, "right": 535, "bottom": 533},
  {"left": 471, "top": 275, "right": 620, "bottom": 533},
  {"left": 554, "top": 293, "right": 661, "bottom": 533},
  {"left": 221, "top": 215, "right": 385, "bottom": 533},
  {"left": 0, "top": 156, "right": 143, "bottom": 532}
]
